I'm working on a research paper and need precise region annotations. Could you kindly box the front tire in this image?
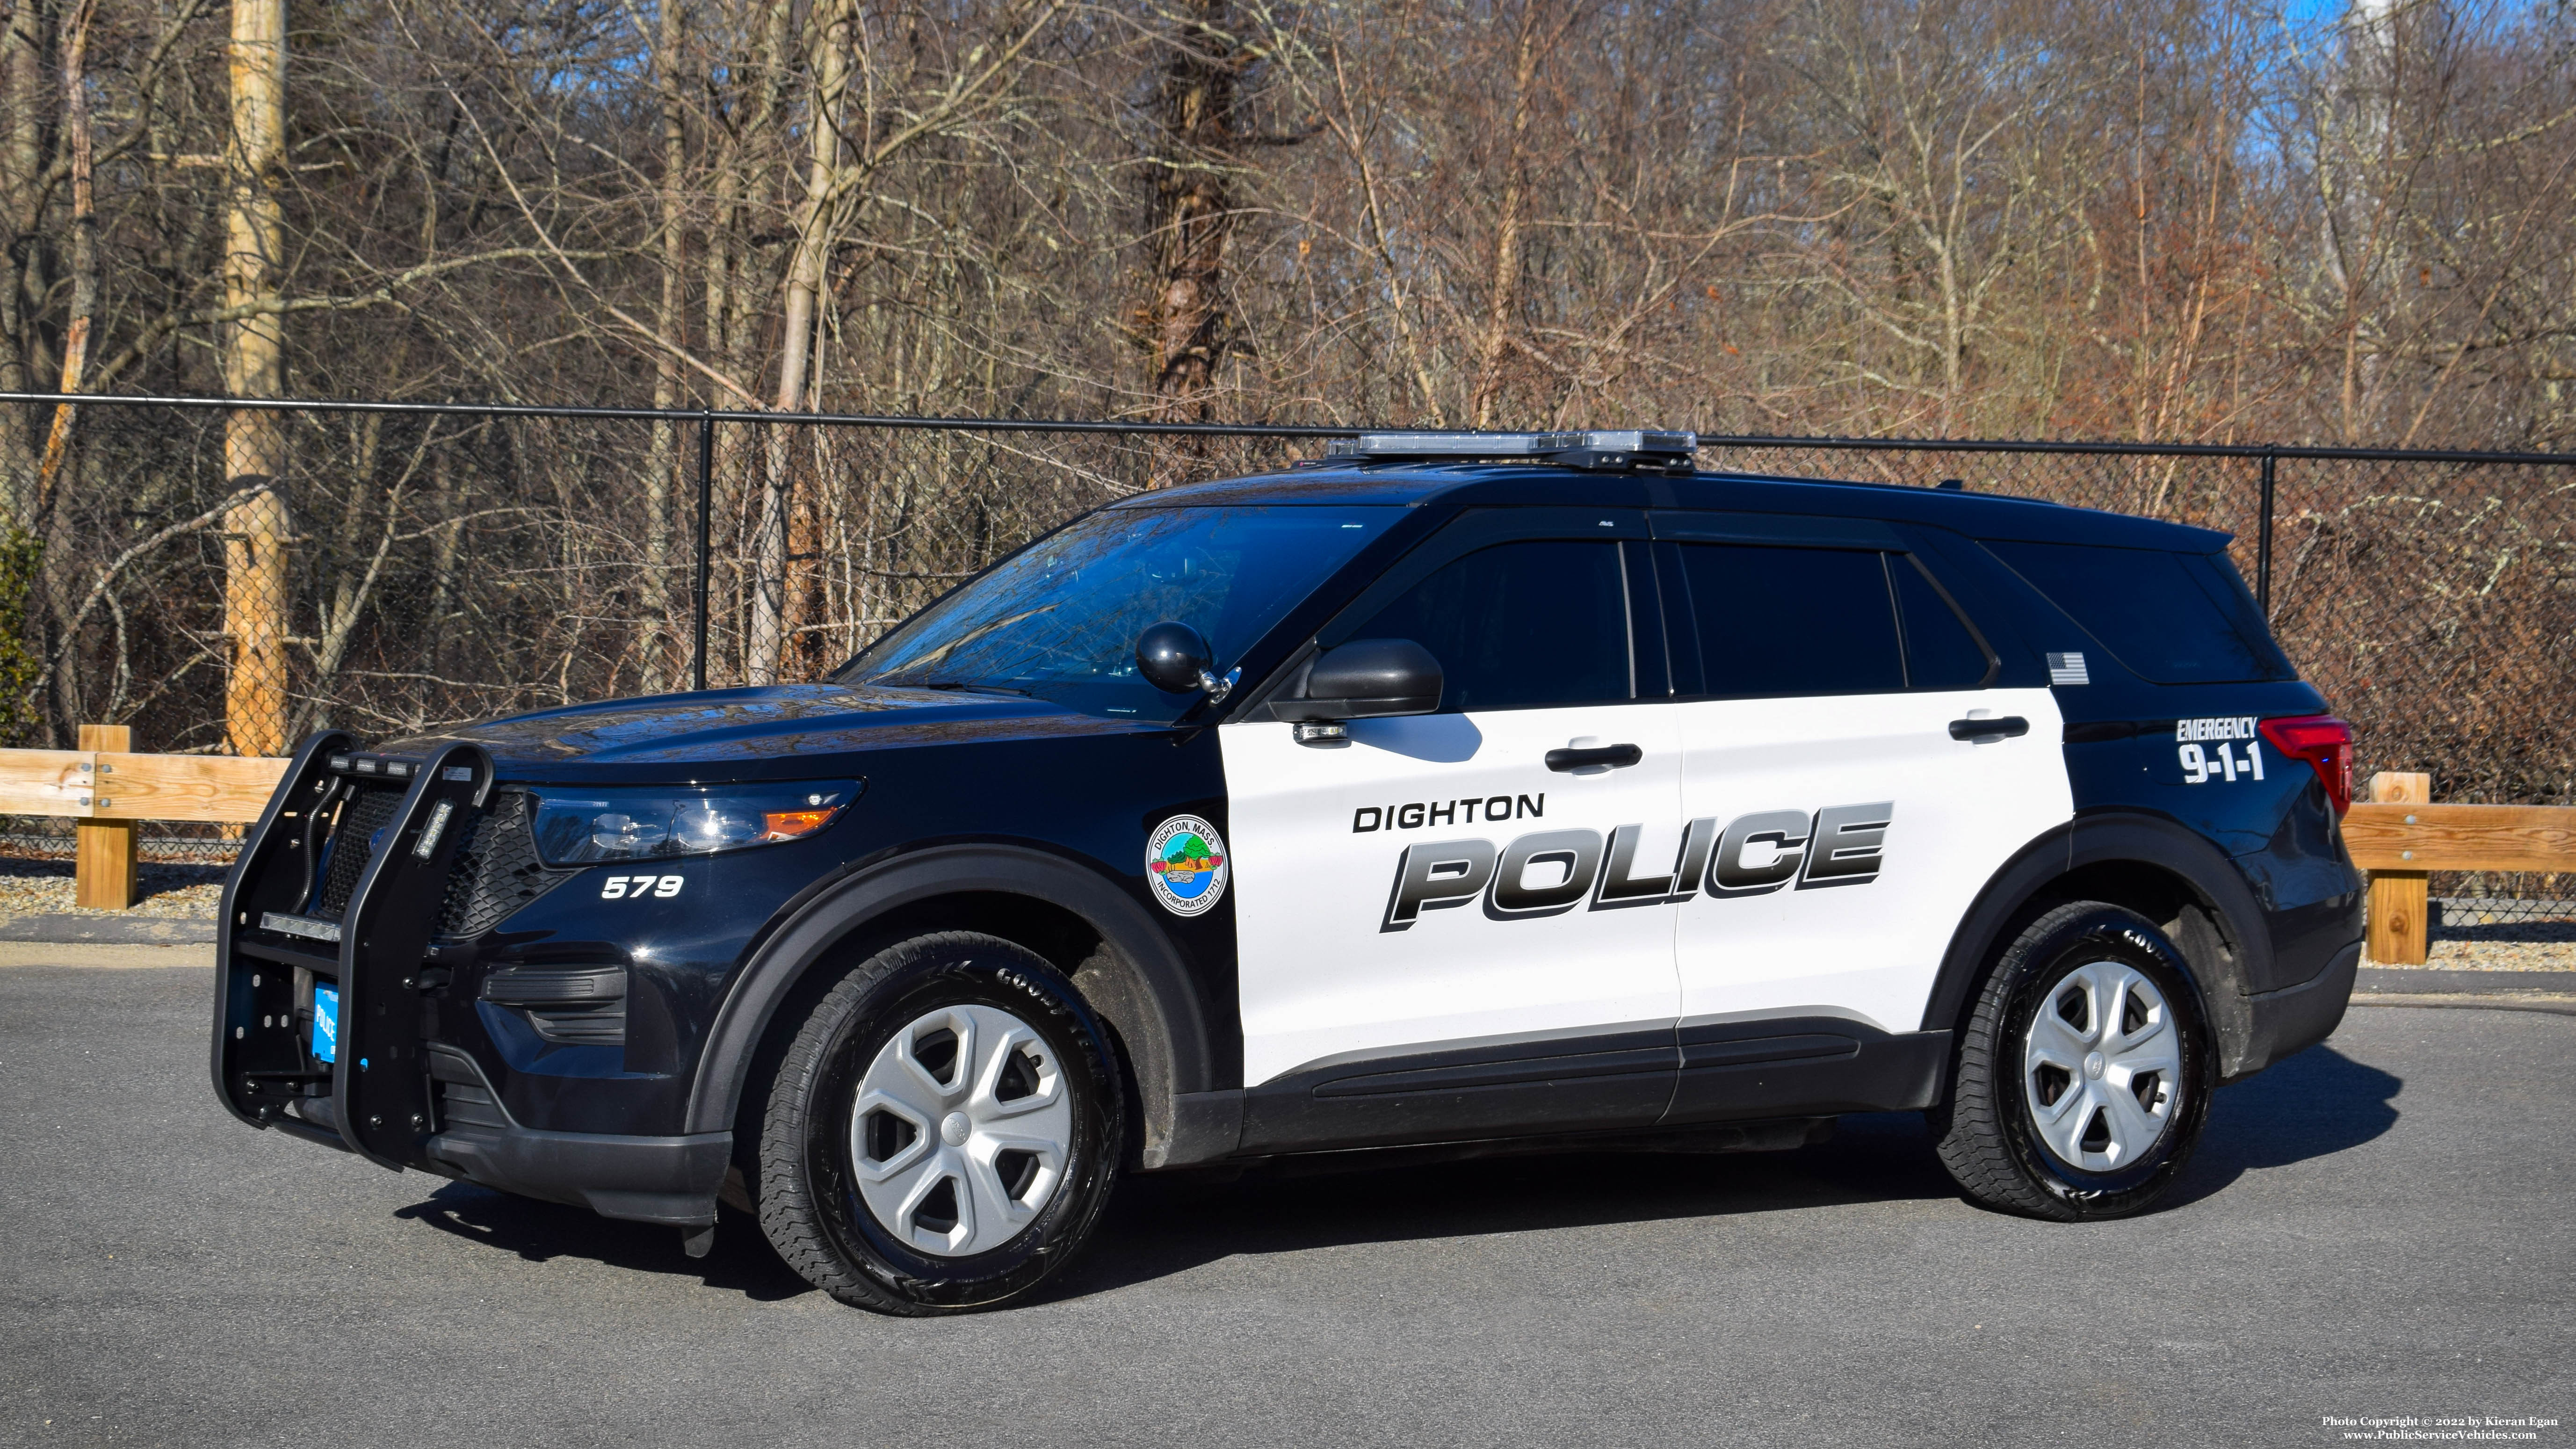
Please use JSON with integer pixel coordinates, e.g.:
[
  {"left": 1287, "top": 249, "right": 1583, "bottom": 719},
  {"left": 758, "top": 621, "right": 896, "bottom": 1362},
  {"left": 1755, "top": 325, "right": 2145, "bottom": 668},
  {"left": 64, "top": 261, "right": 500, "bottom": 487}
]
[
  {"left": 756, "top": 932, "right": 1126, "bottom": 1314},
  {"left": 1932, "top": 902, "right": 2213, "bottom": 1221}
]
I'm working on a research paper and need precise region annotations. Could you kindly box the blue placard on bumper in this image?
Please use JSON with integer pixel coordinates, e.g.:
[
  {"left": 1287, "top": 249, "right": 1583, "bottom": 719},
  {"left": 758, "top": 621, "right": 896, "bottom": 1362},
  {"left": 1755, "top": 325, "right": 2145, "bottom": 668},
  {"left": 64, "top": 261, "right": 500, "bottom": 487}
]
[{"left": 311, "top": 984, "right": 339, "bottom": 1064}]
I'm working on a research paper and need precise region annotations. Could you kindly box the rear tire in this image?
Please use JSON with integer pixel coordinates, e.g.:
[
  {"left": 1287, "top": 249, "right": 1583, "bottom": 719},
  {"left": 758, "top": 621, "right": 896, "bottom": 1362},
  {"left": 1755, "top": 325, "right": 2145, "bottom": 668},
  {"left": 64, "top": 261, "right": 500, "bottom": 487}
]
[
  {"left": 756, "top": 931, "right": 1125, "bottom": 1314},
  {"left": 1932, "top": 902, "right": 2212, "bottom": 1221}
]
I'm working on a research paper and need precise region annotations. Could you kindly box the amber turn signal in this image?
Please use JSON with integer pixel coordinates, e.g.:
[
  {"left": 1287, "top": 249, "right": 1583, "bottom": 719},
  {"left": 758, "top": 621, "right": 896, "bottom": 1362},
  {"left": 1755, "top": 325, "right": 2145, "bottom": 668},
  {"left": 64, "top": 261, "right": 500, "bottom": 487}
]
[{"left": 761, "top": 808, "right": 839, "bottom": 841}]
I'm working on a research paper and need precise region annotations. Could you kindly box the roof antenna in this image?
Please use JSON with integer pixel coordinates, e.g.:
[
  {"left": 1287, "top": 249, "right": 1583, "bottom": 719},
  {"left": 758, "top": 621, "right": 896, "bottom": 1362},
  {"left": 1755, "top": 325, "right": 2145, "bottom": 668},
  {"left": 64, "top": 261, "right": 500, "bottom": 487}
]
[{"left": 1936, "top": 478, "right": 1966, "bottom": 491}]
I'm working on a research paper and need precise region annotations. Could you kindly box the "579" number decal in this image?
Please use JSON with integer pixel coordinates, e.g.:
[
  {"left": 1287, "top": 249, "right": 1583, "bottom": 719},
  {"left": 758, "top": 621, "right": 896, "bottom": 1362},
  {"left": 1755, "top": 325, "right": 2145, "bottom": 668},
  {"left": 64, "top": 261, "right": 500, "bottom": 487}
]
[{"left": 601, "top": 874, "right": 683, "bottom": 899}]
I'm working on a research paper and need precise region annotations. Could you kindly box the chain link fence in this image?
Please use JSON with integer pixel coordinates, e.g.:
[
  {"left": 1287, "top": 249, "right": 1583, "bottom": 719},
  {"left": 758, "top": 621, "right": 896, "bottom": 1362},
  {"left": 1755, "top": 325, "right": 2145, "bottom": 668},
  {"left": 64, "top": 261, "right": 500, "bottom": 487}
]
[
  {"left": 7, "top": 396, "right": 2572, "bottom": 935},
  {"left": 20, "top": 400, "right": 1324, "bottom": 751}
]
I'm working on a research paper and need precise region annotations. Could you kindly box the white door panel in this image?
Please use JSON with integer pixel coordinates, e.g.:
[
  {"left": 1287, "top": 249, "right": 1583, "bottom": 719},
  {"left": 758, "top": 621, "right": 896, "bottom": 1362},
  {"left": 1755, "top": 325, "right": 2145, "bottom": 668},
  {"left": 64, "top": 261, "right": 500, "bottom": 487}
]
[
  {"left": 1223, "top": 707, "right": 1683, "bottom": 1086},
  {"left": 1672, "top": 686, "right": 2069, "bottom": 1032}
]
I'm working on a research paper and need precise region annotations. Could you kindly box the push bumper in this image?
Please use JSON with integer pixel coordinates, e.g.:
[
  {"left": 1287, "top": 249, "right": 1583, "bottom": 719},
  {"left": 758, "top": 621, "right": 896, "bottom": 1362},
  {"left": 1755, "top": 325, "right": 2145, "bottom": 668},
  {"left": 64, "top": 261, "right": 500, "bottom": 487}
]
[{"left": 214, "top": 735, "right": 495, "bottom": 1170}]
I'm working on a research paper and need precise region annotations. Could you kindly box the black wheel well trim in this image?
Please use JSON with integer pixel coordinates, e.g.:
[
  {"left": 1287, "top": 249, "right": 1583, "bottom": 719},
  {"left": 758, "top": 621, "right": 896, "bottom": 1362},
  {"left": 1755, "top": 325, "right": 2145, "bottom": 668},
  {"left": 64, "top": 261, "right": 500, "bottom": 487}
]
[
  {"left": 680, "top": 843, "right": 1218, "bottom": 1147},
  {"left": 1921, "top": 810, "right": 2272, "bottom": 1077}
]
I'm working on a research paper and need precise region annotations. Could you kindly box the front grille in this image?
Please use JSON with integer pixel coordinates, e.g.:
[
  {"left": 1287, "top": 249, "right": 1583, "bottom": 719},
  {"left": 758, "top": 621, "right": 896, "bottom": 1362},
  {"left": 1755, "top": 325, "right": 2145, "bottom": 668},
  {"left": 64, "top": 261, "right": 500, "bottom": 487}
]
[
  {"left": 312, "top": 782, "right": 569, "bottom": 936},
  {"left": 315, "top": 784, "right": 405, "bottom": 918},
  {"left": 434, "top": 791, "right": 572, "bottom": 937}
]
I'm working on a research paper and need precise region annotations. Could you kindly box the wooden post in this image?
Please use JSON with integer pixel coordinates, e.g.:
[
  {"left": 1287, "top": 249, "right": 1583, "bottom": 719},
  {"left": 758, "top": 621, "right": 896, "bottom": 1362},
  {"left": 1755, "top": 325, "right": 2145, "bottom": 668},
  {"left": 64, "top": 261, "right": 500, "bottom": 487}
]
[
  {"left": 73, "top": 724, "right": 137, "bottom": 909},
  {"left": 2366, "top": 771, "right": 2433, "bottom": 965}
]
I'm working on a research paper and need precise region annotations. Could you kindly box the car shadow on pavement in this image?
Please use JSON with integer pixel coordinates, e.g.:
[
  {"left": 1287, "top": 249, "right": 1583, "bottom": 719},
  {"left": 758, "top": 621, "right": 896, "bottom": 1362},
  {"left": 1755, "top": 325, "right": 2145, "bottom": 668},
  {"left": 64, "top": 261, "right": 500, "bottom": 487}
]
[
  {"left": 1054, "top": 1044, "right": 2403, "bottom": 1303},
  {"left": 2164, "top": 1043, "right": 2402, "bottom": 1207},
  {"left": 395, "top": 1188, "right": 813, "bottom": 1301},
  {"left": 379, "top": 1044, "right": 2400, "bottom": 1306},
  {"left": 1050, "top": 1110, "right": 1963, "bottom": 1302}
]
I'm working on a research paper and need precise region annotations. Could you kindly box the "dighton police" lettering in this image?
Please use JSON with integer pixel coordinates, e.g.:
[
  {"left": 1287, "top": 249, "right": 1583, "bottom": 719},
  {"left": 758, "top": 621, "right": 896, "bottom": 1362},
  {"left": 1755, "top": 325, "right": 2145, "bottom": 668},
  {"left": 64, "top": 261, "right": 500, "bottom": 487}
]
[
  {"left": 1382, "top": 802, "right": 1895, "bottom": 931},
  {"left": 1353, "top": 796, "right": 1545, "bottom": 833}
]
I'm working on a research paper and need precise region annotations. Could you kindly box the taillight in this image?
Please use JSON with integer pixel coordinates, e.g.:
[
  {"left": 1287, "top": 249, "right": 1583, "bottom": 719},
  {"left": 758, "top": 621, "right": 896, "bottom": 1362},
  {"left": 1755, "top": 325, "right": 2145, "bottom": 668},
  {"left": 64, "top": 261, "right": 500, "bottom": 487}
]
[{"left": 2259, "top": 715, "right": 2354, "bottom": 816}]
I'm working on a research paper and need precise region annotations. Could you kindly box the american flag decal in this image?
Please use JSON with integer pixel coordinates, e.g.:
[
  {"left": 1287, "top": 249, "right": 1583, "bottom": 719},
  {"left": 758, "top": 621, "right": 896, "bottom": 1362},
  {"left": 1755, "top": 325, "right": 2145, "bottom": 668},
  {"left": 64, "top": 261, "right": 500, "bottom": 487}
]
[{"left": 2045, "top": 652, "right": 2089, "bottom": 686}]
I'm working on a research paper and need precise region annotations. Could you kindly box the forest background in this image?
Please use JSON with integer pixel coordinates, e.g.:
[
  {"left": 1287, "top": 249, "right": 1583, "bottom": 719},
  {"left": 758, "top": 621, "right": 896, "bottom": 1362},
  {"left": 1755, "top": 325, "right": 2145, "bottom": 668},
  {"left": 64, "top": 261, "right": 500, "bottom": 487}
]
[{"left": 1, "top": 0, "right": 2572, "bottom": 804}]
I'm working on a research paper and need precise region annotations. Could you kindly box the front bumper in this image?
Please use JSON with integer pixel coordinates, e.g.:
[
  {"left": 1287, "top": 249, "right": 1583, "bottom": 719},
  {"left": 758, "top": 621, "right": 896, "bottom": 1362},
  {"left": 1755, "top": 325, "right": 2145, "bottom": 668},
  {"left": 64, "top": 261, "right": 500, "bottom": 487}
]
[
  {"left": 269, "top": 1053, "right": 728, "bottom": 1227},
  {"left": 423, "top": 1128, "right": 730, "bottom": 1227},
  {"left": 424, "top": 1046, "right": 727, "bottom": 1225}
]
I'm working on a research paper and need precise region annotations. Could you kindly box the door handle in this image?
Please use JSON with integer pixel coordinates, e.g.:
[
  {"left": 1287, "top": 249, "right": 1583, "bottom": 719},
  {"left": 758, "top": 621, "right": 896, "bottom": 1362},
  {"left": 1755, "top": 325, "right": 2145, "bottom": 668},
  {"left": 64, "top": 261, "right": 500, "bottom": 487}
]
[
  {"left": 1948, "top": 716, "right": 2030, "bottom": 742},
  {"left": 1545, "top": 743, "right": 1643, "bottom": 772}
]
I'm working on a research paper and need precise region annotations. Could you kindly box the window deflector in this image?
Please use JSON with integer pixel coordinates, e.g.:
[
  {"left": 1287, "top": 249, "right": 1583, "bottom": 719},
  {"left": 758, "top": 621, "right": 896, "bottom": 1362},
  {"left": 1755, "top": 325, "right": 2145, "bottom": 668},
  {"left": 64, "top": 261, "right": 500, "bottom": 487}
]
[
  {"left": 1315, "top": 507, "right": 1650, "bottom": 649},
  {"left": 1300, "top": 508, "right": 1652, "bottom": 715},
  {"left": 1646, "top": 510, "right": 1902, "bottom": 550}
]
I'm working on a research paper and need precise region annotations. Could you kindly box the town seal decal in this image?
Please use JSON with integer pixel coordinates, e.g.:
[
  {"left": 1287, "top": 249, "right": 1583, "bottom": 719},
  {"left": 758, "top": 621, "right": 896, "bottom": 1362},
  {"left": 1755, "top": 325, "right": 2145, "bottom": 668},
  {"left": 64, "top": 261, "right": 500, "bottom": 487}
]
[{"left": 1145, "top": 815, "right": 1229, "bottom": 917}]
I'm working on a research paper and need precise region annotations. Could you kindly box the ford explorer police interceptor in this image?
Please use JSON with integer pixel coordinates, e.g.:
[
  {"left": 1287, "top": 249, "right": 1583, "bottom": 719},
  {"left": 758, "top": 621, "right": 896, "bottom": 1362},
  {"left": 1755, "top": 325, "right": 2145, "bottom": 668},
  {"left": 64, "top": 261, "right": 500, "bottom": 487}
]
[{"left": 211, "top": 429, "right": 2364, "bottom": 1314}]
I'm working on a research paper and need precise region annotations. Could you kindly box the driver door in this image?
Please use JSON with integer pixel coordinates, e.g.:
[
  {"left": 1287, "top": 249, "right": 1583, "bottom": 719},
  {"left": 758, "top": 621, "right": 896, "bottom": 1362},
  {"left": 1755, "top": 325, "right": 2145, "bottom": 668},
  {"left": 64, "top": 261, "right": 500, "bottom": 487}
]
[{"left": 1220, "top": 509, "right": 1686, "bottom": 1152}]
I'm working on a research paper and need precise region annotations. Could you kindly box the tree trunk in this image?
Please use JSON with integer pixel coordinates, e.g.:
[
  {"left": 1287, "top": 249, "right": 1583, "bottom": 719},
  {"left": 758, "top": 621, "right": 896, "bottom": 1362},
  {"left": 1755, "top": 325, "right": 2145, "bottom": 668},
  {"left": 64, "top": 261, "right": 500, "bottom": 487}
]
[
  {"left": 35, "top": 0, "right": 98, "bottom": 506},
  {"left": 0, "top": 2, "right": 46, "bottom": 522},
  {"left": 641, "top": 0, "right": 689, "bottom": 694},
  {"left": 223, "top": 0, "right": 290, "bottom": 758},
  {"left": 426, "top": 440, "right": 459, "bottom": 674},
  {"left": 747, "top": 0, "right": 852, "bottom": 684},
  {"left": 1470, "top": 8, "right": 1546, "bottom": 431},
  {"left": 1141, "top": 0, "right": 1243, "bottom": 487}
]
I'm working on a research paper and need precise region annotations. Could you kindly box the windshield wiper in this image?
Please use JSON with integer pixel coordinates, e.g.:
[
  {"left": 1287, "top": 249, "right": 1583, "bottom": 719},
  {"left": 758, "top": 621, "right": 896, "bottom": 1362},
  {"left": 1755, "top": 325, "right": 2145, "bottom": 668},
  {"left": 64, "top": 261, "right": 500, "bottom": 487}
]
[{"left": 914, "top": 680, "right": 1035, "bottom": 697}]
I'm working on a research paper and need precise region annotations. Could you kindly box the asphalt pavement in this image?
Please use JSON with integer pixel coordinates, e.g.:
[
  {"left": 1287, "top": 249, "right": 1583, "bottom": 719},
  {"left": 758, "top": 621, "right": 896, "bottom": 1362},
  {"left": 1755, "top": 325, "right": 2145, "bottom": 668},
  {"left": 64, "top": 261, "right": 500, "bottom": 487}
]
[{"left": 3, "top": 957, "right": 2569, "bottom": 1449}]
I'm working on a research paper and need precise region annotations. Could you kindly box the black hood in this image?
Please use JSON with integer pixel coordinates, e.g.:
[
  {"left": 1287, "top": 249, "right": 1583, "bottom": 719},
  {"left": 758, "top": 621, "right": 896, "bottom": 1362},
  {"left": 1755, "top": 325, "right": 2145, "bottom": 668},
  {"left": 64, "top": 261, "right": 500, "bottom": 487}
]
[{"left": 381, "top": 683, "right": 1154, "bottom": 783}]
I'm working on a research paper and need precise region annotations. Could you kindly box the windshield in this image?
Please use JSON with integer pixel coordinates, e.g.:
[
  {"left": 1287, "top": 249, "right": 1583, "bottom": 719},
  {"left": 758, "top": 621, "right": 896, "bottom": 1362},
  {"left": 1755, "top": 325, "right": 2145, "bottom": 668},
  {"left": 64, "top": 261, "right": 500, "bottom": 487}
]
[{"left": 839, "top": 505, "right": 1404, "bottom": 720}]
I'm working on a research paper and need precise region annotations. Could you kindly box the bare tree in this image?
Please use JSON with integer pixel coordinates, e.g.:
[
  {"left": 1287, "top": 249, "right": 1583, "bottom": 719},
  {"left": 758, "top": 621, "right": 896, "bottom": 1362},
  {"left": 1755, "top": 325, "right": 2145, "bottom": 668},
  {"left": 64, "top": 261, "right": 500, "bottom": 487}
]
[
  {"left": 220, "top": 0, "right": 289, "bottom": 757},
  {"left": 0, "top": 0, "right": 2571, "bottom": 782}
]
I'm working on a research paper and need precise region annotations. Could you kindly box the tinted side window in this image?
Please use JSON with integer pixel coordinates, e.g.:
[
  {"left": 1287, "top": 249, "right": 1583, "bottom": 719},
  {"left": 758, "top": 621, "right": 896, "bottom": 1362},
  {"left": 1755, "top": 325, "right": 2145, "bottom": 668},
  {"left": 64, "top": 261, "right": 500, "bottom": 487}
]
[
  {"left": 1679, "top": 544, "right": 1904, "bottom": 696},
  {"left": 1347, "top": 540, "right": 1632, "bottom": 711},
  {"left": 1893, "top": 556, "right": 1992, "bottom": 689},
  {"left": 1985, "top": 540, "right": 2293, "bottom": 684}
]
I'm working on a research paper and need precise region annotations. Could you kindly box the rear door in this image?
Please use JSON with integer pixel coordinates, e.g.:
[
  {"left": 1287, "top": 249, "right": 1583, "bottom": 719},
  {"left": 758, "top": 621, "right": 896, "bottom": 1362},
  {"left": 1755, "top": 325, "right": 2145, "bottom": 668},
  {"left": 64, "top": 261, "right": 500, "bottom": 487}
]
[
  {"left": 1221, "top": 508, "right": 1686, "bottom": 1150},
  {"left": 1652, "top": 512, "right": 2070, "bottom": 1114}
]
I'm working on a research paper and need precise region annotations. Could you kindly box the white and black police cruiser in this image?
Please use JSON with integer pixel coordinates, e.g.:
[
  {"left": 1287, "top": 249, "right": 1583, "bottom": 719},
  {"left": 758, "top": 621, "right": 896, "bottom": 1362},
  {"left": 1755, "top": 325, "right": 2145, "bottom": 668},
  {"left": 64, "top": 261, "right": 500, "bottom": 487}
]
[{"left": 212, "top": 429, "right": 2364, "bottom": 1314}]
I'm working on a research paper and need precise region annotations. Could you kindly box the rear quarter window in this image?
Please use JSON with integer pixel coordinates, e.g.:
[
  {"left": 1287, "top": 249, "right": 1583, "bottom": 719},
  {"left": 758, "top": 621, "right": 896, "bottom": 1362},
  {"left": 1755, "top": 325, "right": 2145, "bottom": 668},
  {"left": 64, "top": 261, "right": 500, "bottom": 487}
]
[{"left": 1983, "top": 539, "right": 2294, "bottom": 685}]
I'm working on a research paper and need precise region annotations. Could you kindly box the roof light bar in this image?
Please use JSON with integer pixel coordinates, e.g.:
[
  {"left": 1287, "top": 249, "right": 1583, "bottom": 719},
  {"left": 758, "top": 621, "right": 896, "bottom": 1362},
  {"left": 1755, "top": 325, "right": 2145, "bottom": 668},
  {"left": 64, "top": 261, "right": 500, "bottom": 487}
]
[{"left": 1326, "top": 429, "right": 1698, "bottom": 472}]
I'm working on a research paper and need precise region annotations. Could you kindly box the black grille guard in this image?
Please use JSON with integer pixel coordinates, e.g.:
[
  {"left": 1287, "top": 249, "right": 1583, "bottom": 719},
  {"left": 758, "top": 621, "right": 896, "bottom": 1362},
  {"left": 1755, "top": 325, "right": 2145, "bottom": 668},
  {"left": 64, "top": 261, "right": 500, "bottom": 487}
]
[{"left": 212, "top": 731, "right": 495, "bottom": 1171}]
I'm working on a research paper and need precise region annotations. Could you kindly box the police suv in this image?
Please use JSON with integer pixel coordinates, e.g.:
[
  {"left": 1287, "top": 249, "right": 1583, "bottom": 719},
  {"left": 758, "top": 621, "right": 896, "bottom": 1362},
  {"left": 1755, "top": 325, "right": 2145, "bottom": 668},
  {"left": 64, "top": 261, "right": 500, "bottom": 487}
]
[{"left": 212, "top": 430, "right": 2363, "bottom": 1314}]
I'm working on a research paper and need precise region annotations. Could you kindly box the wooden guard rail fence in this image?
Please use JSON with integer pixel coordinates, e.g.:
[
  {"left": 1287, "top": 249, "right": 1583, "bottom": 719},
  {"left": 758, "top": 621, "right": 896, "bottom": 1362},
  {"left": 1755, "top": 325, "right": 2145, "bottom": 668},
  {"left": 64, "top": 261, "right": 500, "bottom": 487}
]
[
  {"left": 3, "top": 728, "right": 286, "bottom": 909},
  {"left": 2342, "top": 771, "right": 2576, "bottom": 965},
  {"left": 0, "top": 739, "right": 2569, "bottom": 964}
]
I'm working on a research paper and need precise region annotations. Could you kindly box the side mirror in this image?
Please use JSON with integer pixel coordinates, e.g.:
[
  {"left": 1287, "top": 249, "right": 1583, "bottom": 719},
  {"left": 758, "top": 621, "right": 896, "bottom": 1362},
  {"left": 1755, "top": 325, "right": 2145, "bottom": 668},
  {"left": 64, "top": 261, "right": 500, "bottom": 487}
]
[
  {"left": 1136, "top": 621, "right": 1233, "bottom": 701},
  {"left": 1276, "top": 638, "right": 1444, "bottom": 721}
]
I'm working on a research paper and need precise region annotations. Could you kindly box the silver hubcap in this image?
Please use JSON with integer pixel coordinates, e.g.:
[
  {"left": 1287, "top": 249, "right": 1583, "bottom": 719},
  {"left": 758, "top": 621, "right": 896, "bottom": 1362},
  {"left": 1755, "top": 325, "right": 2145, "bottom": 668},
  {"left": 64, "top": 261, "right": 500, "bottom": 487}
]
[
  {"left": 851, "top": 1004, "right": 1073, "bottom": 1258},
  {"left": 2022, "top": 960, "right": 2182, "bottom": 1173}
]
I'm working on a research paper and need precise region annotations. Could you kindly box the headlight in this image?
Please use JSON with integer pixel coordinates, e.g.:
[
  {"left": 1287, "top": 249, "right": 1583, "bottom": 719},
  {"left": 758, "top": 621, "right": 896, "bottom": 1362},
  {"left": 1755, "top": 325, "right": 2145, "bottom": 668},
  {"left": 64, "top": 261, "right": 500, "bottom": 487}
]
[{"left": 529, "top": 782, "right": 860, "bottom": 866}]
